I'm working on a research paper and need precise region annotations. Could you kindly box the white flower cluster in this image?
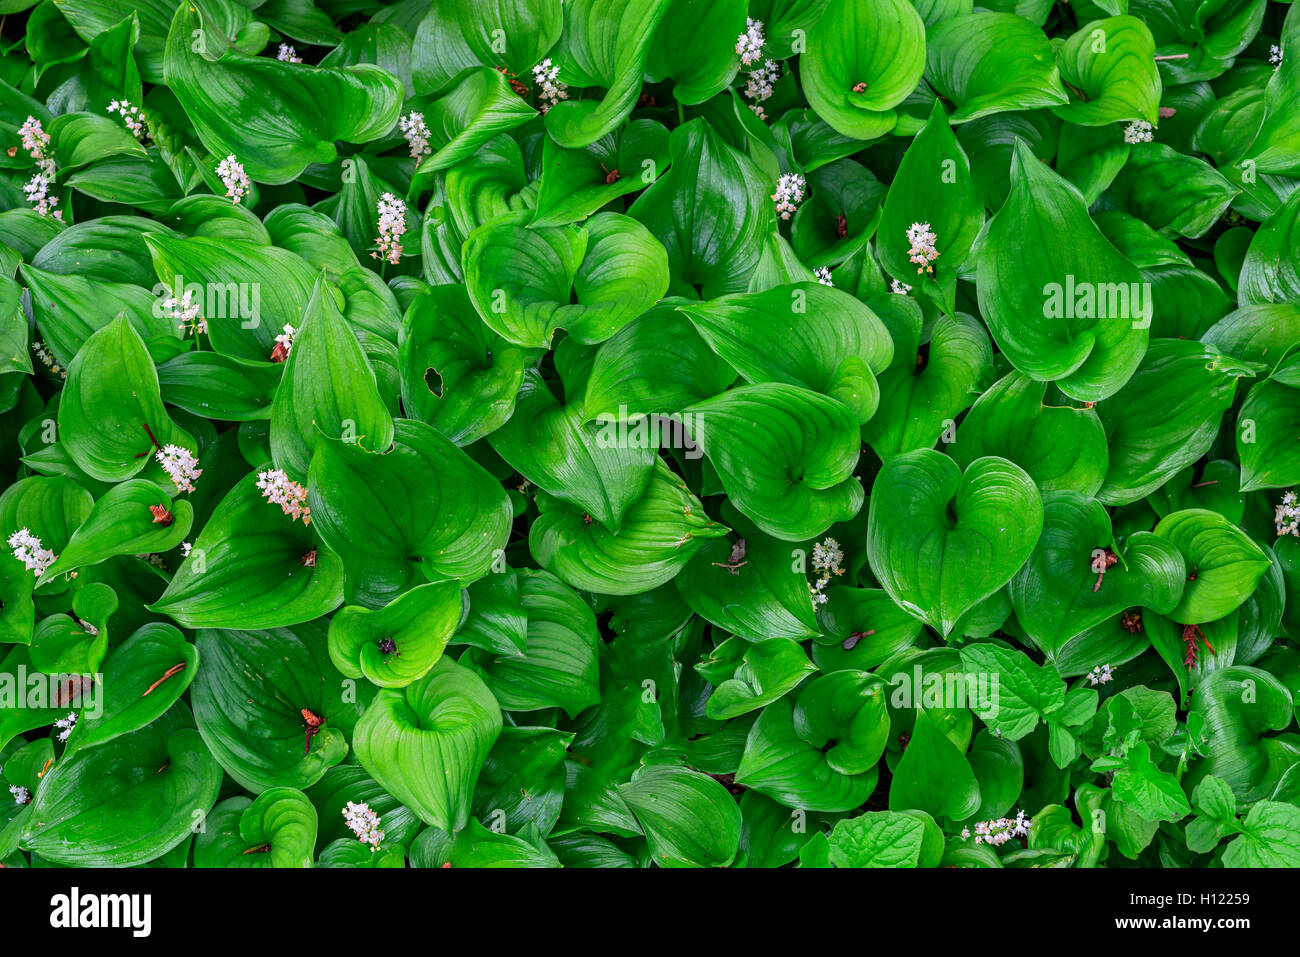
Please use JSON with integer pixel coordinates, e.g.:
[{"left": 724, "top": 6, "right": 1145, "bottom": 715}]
[
  {"left": 257, "top": 468, "right": 311, "bottom": 524},
  {"left": 890, "top": 278, "right": 912, "bottom": 296},
  {"left": 277, "top": 43, "right": 302, "bottom": 63},
  {"left": 181, "top": 541, "right": 193, "bottom": 557},
  {"left": 1276, "top": 491, "right": 1300, "bottom": 537},
  {"left": 1124, "top": 120, "right": 1154, "bottom": 144},
  {"left": 19, "top": 116, "right": 55, "bottom": 176},
  {"left": 216, "top": 154, "right": 250, "bottom": 204},
  {"left": 808, "top": 536, "right": 845, "bottom": 606},
  {"left": 32, "top": 340, "right": 65, "bottom": 378},
  {"left": 55, "top": 711, "right": 77, "bottom": 743},
  {"left": 156, "top": 444, "right": 202, "bottom": 494},
  {"left": 164, "top": 289, "right": 206, "bottom": 337},
  {"left": 271, "top": 323, "right": 297, "bottom": 362},
  {"left": 107, "top": 99, "right": 147, "bottom": 140},
  {"left": 343, "top": 801, "right": 384, "bottom": 850},
  {"left": 8, "top": 528, "right": 56, "bottom": 577},
  {"left": 736, "top": 17, "right": 765, "bottom": 66},
  {"left": 743, "top": 59, "right": 780, "bottom": 120},
  {"left": 813, "top": 267, "right": 833, "bottom": 287},
  {"left": 1086, "top": 663, "right": 1115, "bottom": 686},
  {"left": 961, "top": 809, "right": 1032, "bottom": 846},
  {"left": 772, "top": 172, "right": 805, "bottom": 220},
  {"left": 907, "top": 222, "right": 939, "bottom": 274},
  {"left": 1270, "top": 44, "right": 1283, "bottom": 68},
  {"left": 9, "top": 784, "right": 30, "bottom": 805},
  {"left": 374, "top": 192, "right": 407, "bottom": 265},
  {"left": 23, "top": 173, "right": 62, "bottom": 220},
  {"left": 398, "top": 111, "right": 431, "bottom": 158},
  {"left": 532, "top": 59, "right": 568, "bottom": 114}
]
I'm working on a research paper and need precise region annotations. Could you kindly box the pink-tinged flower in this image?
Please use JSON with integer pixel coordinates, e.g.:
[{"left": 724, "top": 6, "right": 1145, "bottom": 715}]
[
  {"left": 374, "top": 193, "right": 407, "bottom": 265},
  {"left": 532, "top": 59, "right": 568, "bottom": 114},
  {"left": 343, "top": 801, "right": 384, "bottom": 850},
  {"left": 216, "top": 154, "right": 250, "bottom": 204},
  {"left": 164, "top": 289, "right": 206, "bottom": 336},
  {"left": 772, "top": 173, "right": 805, "bottom": 220},
  {"left": 277, "top": 43, "right": 302, "bottom": 63},
  {"left": 256, "top": 468, "right": 311, "bottom": 525},
  {"left": 906, "top": 222, "right": 939, "bottom": 274},
  {"left": 743, "top": 59, "right": 780, "bottom": 120},
  {"left": 9, "top": 785, "right": 31, "bottom": 805},
  {"left": 1086, "top": 664, "right": 1114, "bottom": 686},
  {"left": 964, "top": 809, "right": 1032, "bottom": 846},
  {"left": 107, "top": 100, "right": 147, "bottom": 141},
  {"left": 736, "top": 18, "right": 765, "bottom": 66},
  {"left": 23, "top": 173, "right": 62, "bottom": 220},
  {"left": 156, "top": 444, "right": 202, "bottom": 494},
  {"left": 8, "top": 528, "right": 56, "bottom": 576},
  {"left": 18, "top": 116, "right": 55, "bottom": 176},
  {"left": 271, "top": 324, "right": 296, "bottom": 363},
  {"left": 890, "top": 278, "right": 912, "bottom": 295},
  {"left": 398, "top": 111, "right": 431, "bottom": 158},
  {"left": 32, "top": 340, "right": 65, "bottom": 378},
  {"left": 1276, "top": 491, "right": 1300, "bottom": 537}
]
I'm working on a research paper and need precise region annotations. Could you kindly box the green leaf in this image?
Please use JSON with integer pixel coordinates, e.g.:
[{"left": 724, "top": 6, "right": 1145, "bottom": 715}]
[
  {"left": 703, "top": 637, "right": 817, "bottom": 720},
  {"left": 1152, "top": 509, "right": 1271, "bottom": 624},
  {"left": 952, "top": 372, "right": 1108, "bottom": 496},
  {"left": 867, "top": 449, "right": 1043, "bottom": 635},
  {"left": 21, "top": 716, "right": 220, "bottom": 866},
  {"left": 888, "top": 707, "right": 981, "bottom": 821},
  {"left": 976, "top": 140, "right": 1147, "bottom": 401},
  {"left": 1222, "top": 801, "right": 1300, "bottom": 867},
  {"left": 543, "top": 0, "right": 673, "bottom": 148},
  {"left": 194, "top": 788, "right": 318, "bottom": 868},
  {"left": 307, "top": 419, "right": 512, "bottom": 607},
  {"left": 270, "top": 277, "right": 395, "bottom": 480},
  {"left": 1052, "top": 16, "right": 1160, "bottom": 126},
  {"left": 163, "top": 2, "right": 403, "bottom": 184},
  {"left": 828, "top": 810, "right": 939, "bottom": 867},
  {"left": 677, "top": 282, "right": 892, "bottom": 423},
  {"left": 191, "top": 620, "right": 354, "bottom": 792},
  {"left": 619, "top": 765, "right": 741, "bottom": 867},
  {"left": 150, "top": 472, "right": 344, "bottom": 629},
  {"left": 959, "top": 642, "right": 1066, "bottom": 740},
  {"left": 684, "top": 383, "right": 864, "bottom": 541},
  {"left": 801, "top": 0, "right": 927, "bottom": 139},
  {"left": 644, "top": 0, "right": 746, "bottom": 106},
  {"left": 1238, "top": 353, "right": 1300, "bottom": 491},
  {"left": 926, "top": 12, "right": 1069, "bottom": 123},
  {"left": 353, "top": 656, "right": 502, "bottom": 832},
  {"left": 1095, "top": 340, "right": 1258, "bottom": 504},
  {"left": 410, "top": 0, "right": 562, "bottom": 96},
  {"left": 328, "top": 581, "right": 464, "bottom": 688}
]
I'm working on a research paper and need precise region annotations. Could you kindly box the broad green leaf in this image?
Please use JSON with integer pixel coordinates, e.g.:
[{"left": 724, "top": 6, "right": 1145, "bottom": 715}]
[
  {"left": 867, "top": 450, "right": 1043, "bottom": 635},
  {"left": 353, "top": 656, "right": 502, "bottom": 832},
  {"left": 1052, "top": 16, "right": 1160, "bottom": 126},
  {"left": 1152, "top": 509, "right": 1271, "bottom": 624},
  {"left": 327, "top": 581, "right": 464, "bottom": 688}
]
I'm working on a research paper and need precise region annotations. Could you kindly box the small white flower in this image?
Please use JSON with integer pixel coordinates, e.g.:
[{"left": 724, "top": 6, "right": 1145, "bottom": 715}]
[
  {"left": 398, "top": 111, "right": 431, "bottom": 158},
  {"left": 532, "top": 59, "right": 568, "bottom": 114},
  {"left": 1086, "top": 663, "right": 1115, "bottom": 686},
  {"left": 54, "top": 711, "right": 77, "bottom": 742},
  {"left": 9, "top": 784, "right": 30, "bottom": 805},
  {"left": 23, "top": 173, "right": 62, "bottom": 221},
  {"left": 163, "top": 289, "right": 206, "bottom": 337},
  {"left": 32, "top": 340, "right": 65, "bottom": 378},
  {"left": 965, "top": 810, "right": 1032, "bottom": 846},
  {"left": 271, "top": 323, "right": 297, "bottom": 362},
  {"left": 807, "top": 536, "right": 845, "bottom": 605},
  {"left": 743, "top": 59, "right": 780, "bottom": 120},
  {"left": 736, "top": 17, "right": 765, "bottom": 66},
  {"left": 907, "top": 222, "right": 939, "bottom": 274},
  {"left": 343, "top": 800, "right": 385, "bottom": 851},
  {"left": 1270, "top": 44, "right": 1283, "bottom": 69},
  {"left": 813, "top": 267, "right": 833, "bottom": 287},
  {"left": 256, "top": 469, "right": 311, "bottom": 525},
  {"left": 772, "top": 173, "right": 805, "bottom": 220},
  {"left": 216, "top": 154, "right": 250, "bottom": 204},
  {"left": 277, "top": 43, "right": 302, "bottom": 63},
  {"left": 1275, "top": 491, "right": 1300, "bottom": 537},
  {"left": 156, "top": 445, "right": 202, "bottom": 495},
  {"left": 890, "top": 279, "right": 912, "bottom": 296},
  {"left": 180, "top": 541, "right": 192, "bottom": 557},
  {"left": 8, "top": 528, "right": 56, "bottom": 577},
  {"left": 107, "top": 99, "right": 147, "bottom": 141},
  {"left": 374, "top": 192, "right": 407, "bottom": 265},
  {"left": 1123, "top": 120, "right": 1154, "bottom": 144},
  {"left": 18, "top": 116, "right": 56, "bottom": 177}
]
